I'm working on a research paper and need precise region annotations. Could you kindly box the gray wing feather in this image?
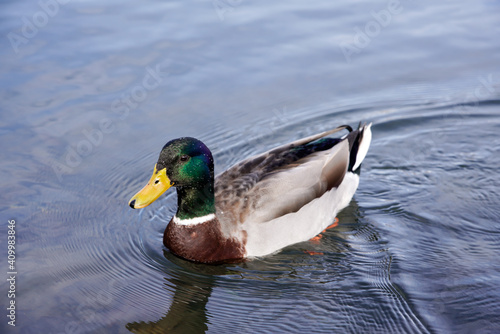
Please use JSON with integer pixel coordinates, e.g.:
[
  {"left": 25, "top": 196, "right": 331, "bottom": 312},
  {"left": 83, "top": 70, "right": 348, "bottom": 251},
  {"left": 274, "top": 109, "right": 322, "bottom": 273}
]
[{"left": 214, "top": 127, "right": 350, "bottom": 225}]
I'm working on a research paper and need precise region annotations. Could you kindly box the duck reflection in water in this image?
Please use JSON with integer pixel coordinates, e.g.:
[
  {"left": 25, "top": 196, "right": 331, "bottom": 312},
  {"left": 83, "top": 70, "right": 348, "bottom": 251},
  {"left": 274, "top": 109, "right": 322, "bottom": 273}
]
[{"left": 125, "top": 250, "right": 227, "bottom": 334}]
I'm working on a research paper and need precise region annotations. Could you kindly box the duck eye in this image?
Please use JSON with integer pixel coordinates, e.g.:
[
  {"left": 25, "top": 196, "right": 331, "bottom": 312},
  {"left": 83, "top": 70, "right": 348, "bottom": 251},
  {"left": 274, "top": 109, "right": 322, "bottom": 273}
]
[
  {"left": 180, "top": 155, "right": 190, "bottom": 162},
  {"left": 154, "top": 179, "right": 159, "bottom": 184}
]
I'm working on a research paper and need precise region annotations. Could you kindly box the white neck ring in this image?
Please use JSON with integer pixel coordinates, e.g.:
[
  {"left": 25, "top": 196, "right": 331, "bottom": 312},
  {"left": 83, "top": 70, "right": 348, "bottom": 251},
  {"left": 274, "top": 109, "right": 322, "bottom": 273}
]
[{"left": 172, "top": 213, "right": 215, "bottom": 226}]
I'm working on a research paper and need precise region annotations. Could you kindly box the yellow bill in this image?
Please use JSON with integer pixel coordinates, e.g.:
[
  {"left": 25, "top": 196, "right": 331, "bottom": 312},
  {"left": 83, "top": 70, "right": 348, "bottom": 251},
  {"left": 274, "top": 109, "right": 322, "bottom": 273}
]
[{"left": 129, "top": 164, "right": 172, "bottom": 209}]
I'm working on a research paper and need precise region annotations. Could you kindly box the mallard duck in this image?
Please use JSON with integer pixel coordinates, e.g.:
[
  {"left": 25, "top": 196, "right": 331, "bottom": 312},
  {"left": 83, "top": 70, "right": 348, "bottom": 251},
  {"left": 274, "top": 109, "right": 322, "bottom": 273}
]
[{"left": 129, "top": 123, "right": 372, "bottom": 263}]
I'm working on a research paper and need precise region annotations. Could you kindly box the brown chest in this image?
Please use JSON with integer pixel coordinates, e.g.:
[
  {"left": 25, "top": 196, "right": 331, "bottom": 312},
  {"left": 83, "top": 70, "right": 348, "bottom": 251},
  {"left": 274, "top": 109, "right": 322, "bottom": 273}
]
[{"left": 163, "top": 218, "right": 245, "bottom": 263}]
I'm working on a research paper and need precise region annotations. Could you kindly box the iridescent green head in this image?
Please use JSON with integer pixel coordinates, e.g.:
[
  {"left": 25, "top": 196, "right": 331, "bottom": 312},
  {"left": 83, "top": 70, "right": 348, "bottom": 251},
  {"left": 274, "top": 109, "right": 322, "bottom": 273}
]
[
  {"left": 157, "top": 137, "right": 214, "bottom": 187},
  {"left": 129, "top": 137, "right": 215, "bottom": 218}
]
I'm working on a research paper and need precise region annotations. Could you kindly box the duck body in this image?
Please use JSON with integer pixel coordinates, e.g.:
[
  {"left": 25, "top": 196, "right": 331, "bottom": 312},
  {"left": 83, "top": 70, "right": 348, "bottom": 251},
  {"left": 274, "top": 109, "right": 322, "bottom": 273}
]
[{"left": 129, "top": 123, "right": 372, "bottom": 263}]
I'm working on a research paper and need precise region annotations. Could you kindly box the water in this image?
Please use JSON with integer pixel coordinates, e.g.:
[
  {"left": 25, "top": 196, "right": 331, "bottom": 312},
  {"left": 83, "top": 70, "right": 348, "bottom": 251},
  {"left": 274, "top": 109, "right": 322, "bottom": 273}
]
[{"left": 1, "top": 0, "right": 500, "bottom": 333}]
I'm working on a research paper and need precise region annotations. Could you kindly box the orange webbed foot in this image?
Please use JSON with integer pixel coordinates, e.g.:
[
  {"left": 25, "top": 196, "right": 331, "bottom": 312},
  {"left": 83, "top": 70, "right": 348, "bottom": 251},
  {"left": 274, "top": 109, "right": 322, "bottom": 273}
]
[
  {"left": 323, "top": 217, "right": 339, "bottom": 232},
  {"left": 307, "top": 217, "right": 339, "bottom": 253}
]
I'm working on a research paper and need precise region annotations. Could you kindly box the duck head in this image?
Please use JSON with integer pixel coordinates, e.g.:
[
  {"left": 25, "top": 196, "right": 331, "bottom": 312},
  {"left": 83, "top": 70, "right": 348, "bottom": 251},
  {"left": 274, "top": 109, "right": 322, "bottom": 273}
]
[{"left": 128, "top": 137, "right": 214, "bottom": 214}]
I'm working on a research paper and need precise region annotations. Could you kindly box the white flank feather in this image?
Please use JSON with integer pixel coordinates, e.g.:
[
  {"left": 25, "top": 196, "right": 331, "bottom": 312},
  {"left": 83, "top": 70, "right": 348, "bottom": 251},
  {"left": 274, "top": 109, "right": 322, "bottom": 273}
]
[{"left": 244, "top": 172, "right": 360, "bottom": 257}]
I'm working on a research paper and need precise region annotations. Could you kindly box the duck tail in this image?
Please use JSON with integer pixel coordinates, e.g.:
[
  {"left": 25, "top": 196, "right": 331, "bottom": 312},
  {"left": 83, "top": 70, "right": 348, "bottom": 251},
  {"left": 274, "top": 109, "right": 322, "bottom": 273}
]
[{"left": 346, "top": 122, "right": 372, "bottom": 173}]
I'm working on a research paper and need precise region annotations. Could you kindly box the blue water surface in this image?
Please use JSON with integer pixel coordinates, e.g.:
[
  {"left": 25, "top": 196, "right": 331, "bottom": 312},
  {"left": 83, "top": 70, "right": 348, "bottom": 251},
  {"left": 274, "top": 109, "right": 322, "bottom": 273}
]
[{"left": 1, "top": 0, "right": 500, "bottom": 333}]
